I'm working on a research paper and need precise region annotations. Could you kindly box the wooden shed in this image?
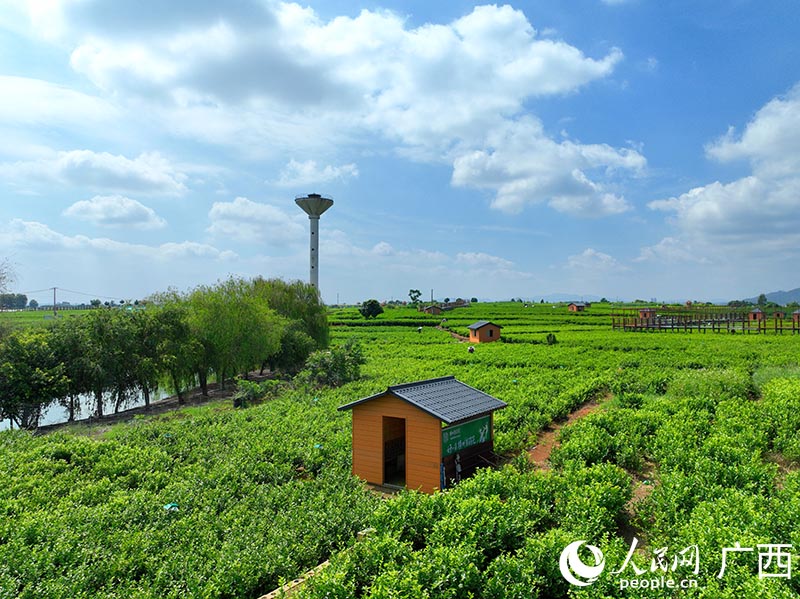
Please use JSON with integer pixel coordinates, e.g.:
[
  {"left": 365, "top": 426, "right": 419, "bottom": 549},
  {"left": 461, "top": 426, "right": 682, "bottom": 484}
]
[
  {"left": 568, "top": 302, "right": 587, "bottom": 312},
  {"left": 423, "top": 305, "right": 443, "bottom": 315},
  {"left": 338, "top": 376, "right": 507, "bottom": 493},
  {"left": 638, "top": 308, "right": 657, "bottom": 319},
  {"left": 467, "top": 320, "right": 502, "bottom": 343},
  {"left": 749, "top": 308, "right": 765, "bottom": 321}
]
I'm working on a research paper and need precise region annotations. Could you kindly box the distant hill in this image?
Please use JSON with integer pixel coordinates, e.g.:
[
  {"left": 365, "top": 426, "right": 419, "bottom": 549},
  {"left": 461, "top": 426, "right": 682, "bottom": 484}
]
[{"left": 744, "top": 287, "right": 800, "bottom": 305}]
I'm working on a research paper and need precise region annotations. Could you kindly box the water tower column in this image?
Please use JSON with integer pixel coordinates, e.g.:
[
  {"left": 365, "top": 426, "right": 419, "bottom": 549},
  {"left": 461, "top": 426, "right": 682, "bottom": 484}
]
[{"left": 309, "top": 214, "right": 320, "bottom": 289}]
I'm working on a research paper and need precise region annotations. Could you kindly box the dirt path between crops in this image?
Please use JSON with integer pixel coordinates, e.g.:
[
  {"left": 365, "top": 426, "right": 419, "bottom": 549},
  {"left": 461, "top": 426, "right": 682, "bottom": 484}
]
[
  {"left": 528, "top": 396, "right": 609, "bottom": 468},
  {"left": 525, "top": 393, "right": 659, "bottom": 541},
  {"left": 436, "top": 325, "right": 469, "bottom": 342}
]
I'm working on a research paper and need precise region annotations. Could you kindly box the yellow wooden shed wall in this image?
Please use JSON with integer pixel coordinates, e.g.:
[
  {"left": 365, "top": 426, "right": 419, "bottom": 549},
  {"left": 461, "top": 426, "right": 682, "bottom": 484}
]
[
  {"left": 350, "top": 393, "right": 443, "bottom": 494},
  {"left": 469, "top": 324, "right": 501, "bottom": 343}
]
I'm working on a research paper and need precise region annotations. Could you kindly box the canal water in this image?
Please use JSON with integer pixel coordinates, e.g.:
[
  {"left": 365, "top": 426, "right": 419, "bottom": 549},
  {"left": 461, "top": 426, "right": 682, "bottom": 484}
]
[{"left": 0, "top": 387, "right": 173, "bottom": 431}]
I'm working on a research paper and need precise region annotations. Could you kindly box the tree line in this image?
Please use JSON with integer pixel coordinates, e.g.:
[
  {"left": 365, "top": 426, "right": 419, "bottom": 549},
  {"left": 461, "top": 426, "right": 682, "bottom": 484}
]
[
  {"left": 0, "top": 293, "right": 27, "bottom": 309},
  {"left": 0, "top": 277, "right": 328, "bottom": 429}
]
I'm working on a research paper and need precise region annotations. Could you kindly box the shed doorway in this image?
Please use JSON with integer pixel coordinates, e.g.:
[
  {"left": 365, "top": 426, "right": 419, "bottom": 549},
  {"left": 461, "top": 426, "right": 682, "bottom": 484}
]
[{"left": 383, "top": 416, "right": 406, "bottom": 487}]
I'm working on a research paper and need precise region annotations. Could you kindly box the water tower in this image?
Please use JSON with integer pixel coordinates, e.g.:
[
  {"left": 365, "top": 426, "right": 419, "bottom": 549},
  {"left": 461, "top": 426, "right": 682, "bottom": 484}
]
[{"left": 295, "top": 193, "right": 333, "bottom": 289}]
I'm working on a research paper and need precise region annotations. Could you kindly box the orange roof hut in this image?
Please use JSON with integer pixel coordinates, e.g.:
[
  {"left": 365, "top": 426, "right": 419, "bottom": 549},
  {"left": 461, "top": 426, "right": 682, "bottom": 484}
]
[
  {"left": 338, "top": 376, "right": 506, "bottom": 493},
  {"left": 467, "top": 320, "right": 502, "bottom": 343}
]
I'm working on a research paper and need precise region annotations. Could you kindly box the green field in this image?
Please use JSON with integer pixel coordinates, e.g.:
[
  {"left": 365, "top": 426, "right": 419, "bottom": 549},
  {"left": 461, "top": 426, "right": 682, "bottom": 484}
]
[
  {"left": 2, "top": 302, "right": 800, "bottom": 598},
  {"left": 0, "top": 309, "right": 91, "bottom": 329}
]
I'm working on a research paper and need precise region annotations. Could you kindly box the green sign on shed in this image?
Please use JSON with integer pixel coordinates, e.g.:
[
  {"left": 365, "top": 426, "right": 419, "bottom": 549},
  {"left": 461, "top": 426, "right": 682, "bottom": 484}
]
[{"left": 442, "top": 415, "right": 491, "bottom": 457}]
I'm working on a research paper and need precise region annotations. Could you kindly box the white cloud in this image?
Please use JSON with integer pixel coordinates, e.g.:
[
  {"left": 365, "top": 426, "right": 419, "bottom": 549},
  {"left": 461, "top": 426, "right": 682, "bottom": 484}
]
[
  {"left": 63, "top": 195, "right": 166, "bottom": 229},
  {"left": 706, "top": 84, "right": 800, "bottom": 178},
  {"left": 41, "top": 4, "right": 629, "bottom": 178},
  {"left": 57, "top": 3, "right": 621, "bottom": 121},
  {"left": 0, "top": 149, "right": 187, "bottom": 195},
  {"left": 567, "top": 248, "right": 627, "bottom": 271},
  {"left": 452, "top": 117, "right": 644, "bottom": 215},
  {"left": 316, "top": 229, "right": 532, "bottom": 294},
  {"left": 371, "top": 241, "right": 394, "bottom": 256},
  {"left": 207, "top": 197, "right": 305, "bottom": 244},
  {"left": 1, "top": 219, "right": 235, "bottom": 260},
  {"left": 635, "top": 237, "right": 710, "bottom": 264},
  {"left": 0, "top": 76, "right": 119, "bottom": 129},
  {"left": 455, "top": 252, "right": 514, "bottom": 269},
  {"left": 648, "top": 176, "right": 800, "bottom": 254},
  {"left": 276, "top": 159, "right": 358, "bottom": 187},
  {"left": 322, "top": 231, "right": 449, "bottom": 265},
  {"left": 159, "top": 241, "right": 236, "bottom": 260},
  {"left": 651, "top": 84, "right": 800, "bottom": 259},
  {"left": 354, "top": 5, "right": 623, "bottom": 154},
  {"left": 641, "top": 57, "right": 659, "bottom": 72},
  {"left": 0, "top": 77, "right": 125, "bottom": 164},
  {"left": 548, "top": 190, "right": 631, "bottom": 217},
  {"left": 17, "top": 3, "right": 638, "bottom": 218}
]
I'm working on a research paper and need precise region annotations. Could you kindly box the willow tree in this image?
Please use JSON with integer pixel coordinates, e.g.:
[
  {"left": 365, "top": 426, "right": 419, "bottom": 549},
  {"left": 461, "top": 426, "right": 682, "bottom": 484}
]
[
  {"left": 249, "top": 277, "right": 329, "bottom": 374},
  {"left": 50, "top": 316, "right": 93, "bottom": 421},
  {"left": 151, "top": 302, "right": 200, "bottom": 404},
  {"left": 80, "top": 308, "right": 126, "bottom": 417},
  {"left": 188, "top": 280, "right": 284, "bottom": 394},
  {"left": 0, "top": 328, "right": 67, "bottom": 429},
  {"left": 250, "top": 277, "right": 329, "bottom": 348}
]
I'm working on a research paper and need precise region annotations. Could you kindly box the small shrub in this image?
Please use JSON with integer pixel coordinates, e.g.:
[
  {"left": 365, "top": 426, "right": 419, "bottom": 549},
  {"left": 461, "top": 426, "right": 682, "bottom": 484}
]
[
  {"left": 359, "top": 299, "right": 383, "bottom": 319},
  {"left": 232, "top": 378, "right": 283, "bottom": 407},
  {"left": 298, "top": 338, "right": 367, "bottom": 388}
]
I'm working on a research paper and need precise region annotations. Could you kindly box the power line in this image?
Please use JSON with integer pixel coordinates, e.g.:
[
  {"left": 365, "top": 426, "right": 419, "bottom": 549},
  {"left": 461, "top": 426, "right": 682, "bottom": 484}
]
[
  {"left": 16, "top": 286, "right": 125, "bottom": 302},
  {"left": 57, "top": 287, "right": 124, "bottom": 301}
]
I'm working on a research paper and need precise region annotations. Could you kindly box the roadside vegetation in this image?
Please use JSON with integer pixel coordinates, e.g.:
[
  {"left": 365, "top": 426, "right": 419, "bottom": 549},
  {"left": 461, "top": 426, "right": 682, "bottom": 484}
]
[{"left": 0, "top": 277, "right": 328, "bottom": 428}]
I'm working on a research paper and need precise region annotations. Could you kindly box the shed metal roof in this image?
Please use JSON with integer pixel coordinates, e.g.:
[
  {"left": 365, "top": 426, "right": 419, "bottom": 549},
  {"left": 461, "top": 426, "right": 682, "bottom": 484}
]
[
  {"left": 338, "top": 375, "right": 507, "bottom": 424},
  {"left": 467, "top": 320, "right": 502, "bottom": 330}
]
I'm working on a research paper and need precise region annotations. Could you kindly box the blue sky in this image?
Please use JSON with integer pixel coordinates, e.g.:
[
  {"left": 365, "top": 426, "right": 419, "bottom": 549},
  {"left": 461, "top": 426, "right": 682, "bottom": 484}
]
[{"left": 2, "top": 0, "right": 800, "bottom": 305}]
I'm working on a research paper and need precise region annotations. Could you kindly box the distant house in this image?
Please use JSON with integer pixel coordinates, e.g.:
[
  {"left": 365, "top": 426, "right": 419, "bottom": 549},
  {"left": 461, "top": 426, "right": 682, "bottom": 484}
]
[
  {"left": 338, "top": 376, "right": 507, "bottom": 493},
  {"left": 568, "top": 302, "right": 587, "bottom": 312},
  {"left": 438, "top": 299, "right": 468, "bottom": 311},
  {"left": 774, "top": 311, "right": 786, "bottom": 319},
  {"left": 423, "top": 305, "right": 443, "bottom": 316},
  {"left": 639, "top": 308, "right": 657, "bottom": 319},
  {"left": 749, "top": 308, "right": 766, "bottom": 321},
  {"left": 794, "top": 309, "right": 800, "bottom": 323},
  {"left": 467, "top": 320, "right": 502, "bottom": 343}
]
